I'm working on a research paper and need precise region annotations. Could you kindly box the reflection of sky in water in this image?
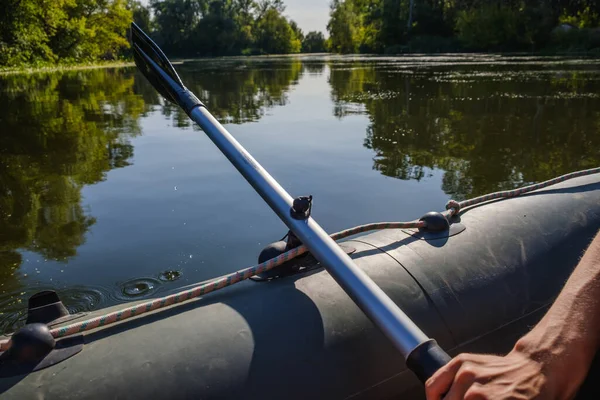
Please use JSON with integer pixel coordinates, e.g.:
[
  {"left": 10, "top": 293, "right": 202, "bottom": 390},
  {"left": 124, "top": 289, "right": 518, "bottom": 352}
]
[{"left": 1, "top": 55, "right": 599, "bottom": 333}]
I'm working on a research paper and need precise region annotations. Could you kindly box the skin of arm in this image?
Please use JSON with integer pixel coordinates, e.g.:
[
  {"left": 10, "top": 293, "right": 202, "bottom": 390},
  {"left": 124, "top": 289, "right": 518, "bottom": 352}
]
[{"left": 425, "top": 230, "right": 600, "bottom": 400}]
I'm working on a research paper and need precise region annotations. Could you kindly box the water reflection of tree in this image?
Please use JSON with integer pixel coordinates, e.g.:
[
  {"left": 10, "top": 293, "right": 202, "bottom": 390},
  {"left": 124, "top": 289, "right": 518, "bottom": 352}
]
[
  {"left": 329, "top": 63, "right": 600, "bottom": 200},
  {"left": 0, "top": 69, "right": 146, "bottom": 290},
  {"left": 0, "top": 61, "right": 306, "bottom": 332},
  {"left": 159, "top": 59, "right": 304, "bottom": 126},
  {"left": 0, "top": 59, "right": 309, "bottom": 274},
  {"left": 302, "top": 59, "right": 327, "bottom": 75}
]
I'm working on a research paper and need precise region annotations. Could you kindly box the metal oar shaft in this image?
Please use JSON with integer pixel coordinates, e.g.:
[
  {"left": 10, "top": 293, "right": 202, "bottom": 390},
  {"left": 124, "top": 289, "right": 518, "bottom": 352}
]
[
  {"left": 190, "top": 106, "right": 428, "bottom": 356},
  {"left": 130, "top": 21, "right": 450, "bottom": 382}
]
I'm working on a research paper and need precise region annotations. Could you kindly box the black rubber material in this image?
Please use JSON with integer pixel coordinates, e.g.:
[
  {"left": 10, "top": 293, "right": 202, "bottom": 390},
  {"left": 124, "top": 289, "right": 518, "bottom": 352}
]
[
  {"left": 253, "top": 243, "right": 357, "bottom": 281},
  {"left": 406, "top": 339, "right": 451, "bottom": 383},
  {"left": 1, "top": 173, "right": 599, "bottom": 399},
  {"left": 6, "top": 324, "right": 55, "bottom": 361},
  {"left": 26, "top": 291, "right": 70, "bottom": 325},
  {"left": 403, "top": 222, "right": 466, "bottom": 241},
  {"left": 0, "top": 335, "right": 83, "bottom": 378},
  {"left": 256, "top": 240, "right": 296, "bottom": 279}
]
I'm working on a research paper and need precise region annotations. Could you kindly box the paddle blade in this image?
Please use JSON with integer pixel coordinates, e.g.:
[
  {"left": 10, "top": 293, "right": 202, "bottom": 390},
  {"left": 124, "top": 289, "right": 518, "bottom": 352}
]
[{"left": 130, "top": 22, "right": 202, "bottom": 112}]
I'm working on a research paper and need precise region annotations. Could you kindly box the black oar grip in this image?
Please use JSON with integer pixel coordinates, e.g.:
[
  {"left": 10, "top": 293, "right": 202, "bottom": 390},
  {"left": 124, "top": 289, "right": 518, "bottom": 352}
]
[{"left": 406, "top": 339, "right": 451, "bottom": 383}]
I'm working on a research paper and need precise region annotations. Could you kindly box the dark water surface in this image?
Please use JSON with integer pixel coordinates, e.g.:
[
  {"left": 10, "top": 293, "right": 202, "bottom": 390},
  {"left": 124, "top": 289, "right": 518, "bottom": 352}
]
[{"left": 1, "top": 54, "right": 599, "bottom": 333}]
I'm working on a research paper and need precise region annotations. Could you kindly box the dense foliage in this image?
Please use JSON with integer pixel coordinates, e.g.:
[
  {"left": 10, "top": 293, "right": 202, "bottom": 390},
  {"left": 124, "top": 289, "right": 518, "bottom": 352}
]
[
  {"left": 149, "top": 0, "right": 314, "bottom": 56},
  {"left": 303, "top": 31, "right": 327, "bottom": 53},
  {"left": 327, "top": 0, "right": 600, "bottom": 53},
  {"left": 3, "top": 0, "right": 600, "bottom": 67},
  {"left": 0, "top": 0, "right": 132, "bottom": 67},
  {"left": 0, "top": 0, "right": 319, "bottom": 67}
]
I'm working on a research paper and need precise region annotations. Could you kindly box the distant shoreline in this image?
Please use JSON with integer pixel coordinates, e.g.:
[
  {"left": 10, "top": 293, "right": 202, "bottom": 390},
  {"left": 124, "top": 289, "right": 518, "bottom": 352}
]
[
  {"left": 2, "top": 50, "right": 599, "bottom": 76},
  {"left": 0, "top": 61, "right": 136, "bottom": 76}
]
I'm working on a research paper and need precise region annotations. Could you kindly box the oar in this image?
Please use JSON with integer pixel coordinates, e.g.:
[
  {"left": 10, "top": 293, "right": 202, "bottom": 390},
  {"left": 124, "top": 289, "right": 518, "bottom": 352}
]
[{"left": 129, "top": 22, "right": 451, "bottom": 384}]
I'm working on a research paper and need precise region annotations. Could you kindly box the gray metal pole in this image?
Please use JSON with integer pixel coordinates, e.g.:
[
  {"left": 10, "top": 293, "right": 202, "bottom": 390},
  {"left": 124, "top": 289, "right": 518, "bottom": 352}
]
[
  {"left": 130, "top": 21, "right": 450, "bottom": 381},
  {"left": 189, "top": 106, "right": 429, "bottom": 357}
]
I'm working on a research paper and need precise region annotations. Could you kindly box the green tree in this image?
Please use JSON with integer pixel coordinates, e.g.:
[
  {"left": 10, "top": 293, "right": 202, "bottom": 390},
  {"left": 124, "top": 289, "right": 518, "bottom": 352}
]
[
  {"left": 289, "top": 20, "right": 305, "bottom": 44},
  {"left": 0, "top": 0, "right": 132, "bottom": 67},
  {"left": 151, "top": 0, "right": 204, "bottom": 55},
  {"left": 149, "top": 0, "right": 302, "bottom": 57},
  {"left": 0, "top": 0, "right": 67, "bottom": 66},
  {"left": 72, "top": 0, "right": 132, "bottom": 60},
  {"left": 129, "top": 0, "right": 153, "bottom": 33},
  {"left": 326, "top": 0, "right": 600, "bottom": 54},
  {"left": 302, "top": 31, "right": 327, "bottom": 53},
  {"left": 194, "top": 0, "right": 244, "bottom": 56},
  {"left": 255, "top": 0, "right": 285, "bottom": 17},
  {"left": 255, "top": 7, "right": 301, "bottom": 54},
  {"left": 455, "top": 5, "right": 521, "bottom": 50},
  {"left": 327, "top": 0, "right": 362, "bottom": 53}
]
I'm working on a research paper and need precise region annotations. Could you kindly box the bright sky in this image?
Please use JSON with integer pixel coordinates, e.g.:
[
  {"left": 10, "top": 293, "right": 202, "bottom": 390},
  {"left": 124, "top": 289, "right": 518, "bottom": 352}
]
[{"left": 284, "top": 0, "right": 330, "bottom": 34}]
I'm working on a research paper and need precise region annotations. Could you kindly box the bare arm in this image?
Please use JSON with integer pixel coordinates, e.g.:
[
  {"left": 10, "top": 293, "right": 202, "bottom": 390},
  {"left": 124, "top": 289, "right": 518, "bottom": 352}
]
[{"left": 426, "top": 230, "right": 600, "bottom": 400}]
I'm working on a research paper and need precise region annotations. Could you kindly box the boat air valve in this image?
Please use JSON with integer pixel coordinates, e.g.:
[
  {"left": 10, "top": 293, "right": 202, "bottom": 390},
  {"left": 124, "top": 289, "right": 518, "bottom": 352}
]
[{"left": 0, "top": 291, "right": 84, "bottom": 377}]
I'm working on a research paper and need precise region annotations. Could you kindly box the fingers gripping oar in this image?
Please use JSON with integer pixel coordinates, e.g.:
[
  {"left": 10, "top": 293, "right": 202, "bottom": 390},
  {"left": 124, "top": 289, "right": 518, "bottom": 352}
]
[{"left": 129, "top": 22, "right": 451, "bottom": 383}]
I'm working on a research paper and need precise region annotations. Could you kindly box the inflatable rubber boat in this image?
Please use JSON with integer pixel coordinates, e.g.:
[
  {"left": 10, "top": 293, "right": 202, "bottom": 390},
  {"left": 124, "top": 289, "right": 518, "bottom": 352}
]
[
  {"left": 3, "top": 23, "right": 600, "bottom": 399},
  {"left": 1, "top": 172, "right": 599, "bottom": 399}
]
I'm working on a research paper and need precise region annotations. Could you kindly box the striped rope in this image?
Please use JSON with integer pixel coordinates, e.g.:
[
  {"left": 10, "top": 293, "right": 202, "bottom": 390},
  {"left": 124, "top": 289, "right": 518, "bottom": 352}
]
[
  {"left": 0, "top": 220, "right": 424, "bottom": 351},
  {"left": 0, "top": 167, "right": 598, "bottom": 352},
  {"left": 445, "top": 167, "right": 600, "bottom": 217}
]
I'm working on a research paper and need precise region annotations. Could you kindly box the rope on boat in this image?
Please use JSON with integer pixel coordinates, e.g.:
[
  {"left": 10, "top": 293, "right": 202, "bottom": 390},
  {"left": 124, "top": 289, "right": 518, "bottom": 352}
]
[
  {"left": 1, "top": 167, "right": 599, "bottom": 351},
  {"left": 445, "top": 167, "right": 600, "bottom": 216}
]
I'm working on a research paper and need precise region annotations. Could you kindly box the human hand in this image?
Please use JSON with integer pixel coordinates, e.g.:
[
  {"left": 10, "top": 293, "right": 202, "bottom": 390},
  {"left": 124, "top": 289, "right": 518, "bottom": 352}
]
[{"left": 424, "top": 348, "right": 572, "bottom": 400}]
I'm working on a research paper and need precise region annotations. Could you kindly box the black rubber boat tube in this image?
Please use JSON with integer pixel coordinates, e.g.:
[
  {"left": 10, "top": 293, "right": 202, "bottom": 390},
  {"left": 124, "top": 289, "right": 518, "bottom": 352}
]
[{"left": 130, "top": 22, "right": 450, "bottom": 383}]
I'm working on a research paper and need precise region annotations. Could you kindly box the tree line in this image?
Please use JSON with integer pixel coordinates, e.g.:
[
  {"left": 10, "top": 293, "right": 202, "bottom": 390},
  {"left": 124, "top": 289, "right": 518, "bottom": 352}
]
[
  {"left": 147, "top": 0, "right": 328, "bottom": 56},
  {"left": 0, "top": 0, "right": 327, "bottom": 67},
  {"left": 0, "top": 0, "right": 131, "bottom": 67},
  {"left": 2, "top": 0, "right": 600, "bottom": 67},
  {"left": 328, "top": 0, "right": 600, "bottom": 53}
]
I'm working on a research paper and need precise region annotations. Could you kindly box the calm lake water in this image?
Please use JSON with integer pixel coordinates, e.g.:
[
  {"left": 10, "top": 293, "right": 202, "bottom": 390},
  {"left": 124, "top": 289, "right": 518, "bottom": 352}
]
[{"left": 1, "top": 54, "right": 600, "bottom": 333}]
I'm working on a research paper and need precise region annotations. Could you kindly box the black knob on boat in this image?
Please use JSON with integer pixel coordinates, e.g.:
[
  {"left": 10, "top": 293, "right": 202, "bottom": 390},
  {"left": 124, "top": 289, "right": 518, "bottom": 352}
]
[
  {"left": 291, "top": 195, "right": 313, "bottom": 220},
  {"left": 7, "top": 323, "right": 55, "bottom": 362},
  {"left": 419, "top": 211, "right": 450, "bottom": 232}
]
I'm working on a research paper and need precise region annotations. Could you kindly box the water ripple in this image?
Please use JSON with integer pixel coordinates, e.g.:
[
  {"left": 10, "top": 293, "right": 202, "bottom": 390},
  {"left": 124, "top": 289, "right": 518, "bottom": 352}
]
[{"left": 117, "top": 277, "right": 162, "bottom": 299}]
